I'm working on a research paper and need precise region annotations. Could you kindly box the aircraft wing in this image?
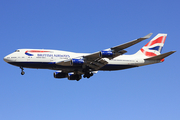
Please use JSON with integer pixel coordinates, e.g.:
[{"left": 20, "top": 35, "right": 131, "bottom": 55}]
[
  {"left": 111, "top": 33, "right": 152, "bottom": 52},
  {"left": 84, "top": 33, "right": 152, "bottom": 60},
  {"left": 56, "top": 33, "right": 152, "bottom": 70},
  {"left": 84, "top": 57, "right": 108, "bottom": 70},
  {"left": 56, "top": 57, "right": 108, "bottom": 71}
]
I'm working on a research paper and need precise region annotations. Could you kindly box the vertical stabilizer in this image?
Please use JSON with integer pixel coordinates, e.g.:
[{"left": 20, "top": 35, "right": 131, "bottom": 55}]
[{"left": 134, "top": 33, "right": 167, "bottom": 58}]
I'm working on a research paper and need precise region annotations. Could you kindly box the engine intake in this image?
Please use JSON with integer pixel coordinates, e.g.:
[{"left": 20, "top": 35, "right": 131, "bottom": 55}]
[
  {"left": 100, "top": 51, "right": 114, "bottom": 58},
  {"left": 54, "top": 72, "right": 68, "bottom": 78},
  {"left": 71, "top": 59, "right": 84, "bottom": 66}
]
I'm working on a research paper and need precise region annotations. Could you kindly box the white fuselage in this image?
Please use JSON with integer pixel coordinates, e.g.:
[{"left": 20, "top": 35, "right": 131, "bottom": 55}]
[{"left": 4, "top": 49, "right": 160, "bottom": 72}]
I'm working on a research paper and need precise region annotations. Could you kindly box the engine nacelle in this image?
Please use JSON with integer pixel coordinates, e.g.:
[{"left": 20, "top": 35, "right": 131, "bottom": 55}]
[
  {"left": 68, "top": 74, "right": 82, "bottom": 80},
  {"left": 71, "top": 59, "right": 84, "bottom": 66},
  {"left": 100, "top": 51, "right": 114, "bottom": 58},
  {"left": 54, "top": 72, "right": 68, "bottom": 78}
]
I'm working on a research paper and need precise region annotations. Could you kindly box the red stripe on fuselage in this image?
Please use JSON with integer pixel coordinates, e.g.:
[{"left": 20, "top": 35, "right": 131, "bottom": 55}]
[{"left": 25, "top": 50, "right": 50, "bottom": 53}]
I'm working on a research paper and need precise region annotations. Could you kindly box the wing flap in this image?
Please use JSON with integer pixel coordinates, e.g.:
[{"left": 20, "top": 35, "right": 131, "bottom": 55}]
[{"left": 86, "top": 58, "right": 108, "bottom": 70}]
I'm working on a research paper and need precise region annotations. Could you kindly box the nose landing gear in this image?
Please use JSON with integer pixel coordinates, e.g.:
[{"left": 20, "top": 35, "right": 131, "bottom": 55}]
[{"left": 20, "top": 66, "right": 25, "bottom": 75}]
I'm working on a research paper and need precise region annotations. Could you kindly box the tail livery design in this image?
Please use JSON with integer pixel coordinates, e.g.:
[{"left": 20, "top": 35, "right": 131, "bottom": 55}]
[
  {"left": 135, "top": 33, "right": 167, "bottom": 58},
  {"left": 136, "top": 33, "right": 175, "bottom": 63},
  {"left": 141, "top": 33, "right": 166, "bottom": 57}
]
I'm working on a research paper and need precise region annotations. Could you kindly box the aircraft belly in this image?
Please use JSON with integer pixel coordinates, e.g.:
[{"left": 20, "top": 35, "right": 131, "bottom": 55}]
[
  {"left": 99, "top": 64, "right": 138, "bottom": 71},
  {"left": 8, "top": 62, "right": 82, "bottom": 70},
  {"left": 8, "top": 61, "right": 138, "bottom": 71}
]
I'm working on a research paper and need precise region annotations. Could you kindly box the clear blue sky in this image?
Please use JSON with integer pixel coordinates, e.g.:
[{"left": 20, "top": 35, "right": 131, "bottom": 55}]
[{"left": 0, "top": 0, "right": 180, "bottom": 120}]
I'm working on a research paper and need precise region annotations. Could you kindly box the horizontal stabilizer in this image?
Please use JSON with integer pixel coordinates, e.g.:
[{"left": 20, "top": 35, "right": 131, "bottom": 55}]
[{"left": 145, "top": 51, "right": 176, "bottom": 60}]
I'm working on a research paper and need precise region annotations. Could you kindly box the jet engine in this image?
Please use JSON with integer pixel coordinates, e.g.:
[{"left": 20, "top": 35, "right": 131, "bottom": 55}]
[
  {"left": 53, "top": 71, "right": 68, "bottom": 78},
  {"left": 71, "top": 59, "right": 84, "bottom": 66},
  {"left": 100, "top": 51, "right": 114, "bottom": 58}
]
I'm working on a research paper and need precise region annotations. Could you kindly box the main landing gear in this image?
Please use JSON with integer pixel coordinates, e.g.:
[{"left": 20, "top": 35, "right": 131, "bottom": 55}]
[
  {"left": 20, "top": 66, "right": 25, "bottom": 75},
  {"left": 83, "top": 72, "right": 93, "bottom": 79}
]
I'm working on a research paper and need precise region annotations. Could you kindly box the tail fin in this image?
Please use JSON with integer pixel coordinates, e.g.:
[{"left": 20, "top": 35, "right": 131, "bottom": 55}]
[{"left": 135, "top": 33, "right": 167, "bottom": 58}]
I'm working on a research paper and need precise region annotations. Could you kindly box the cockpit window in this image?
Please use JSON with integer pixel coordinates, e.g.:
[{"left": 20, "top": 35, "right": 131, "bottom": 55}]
[{"left": 15, "top": 50, "right": 20, "bottom": 52}]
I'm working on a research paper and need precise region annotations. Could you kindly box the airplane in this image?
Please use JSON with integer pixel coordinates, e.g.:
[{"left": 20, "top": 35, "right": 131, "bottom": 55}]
[{"left": 3, "top": 33, "right": 176, "bottom": 81}]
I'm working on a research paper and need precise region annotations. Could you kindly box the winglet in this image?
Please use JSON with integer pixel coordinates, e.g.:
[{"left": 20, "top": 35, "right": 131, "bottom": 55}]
[{"left": 143, "top": 33, "right": 153, "bottom": 39}]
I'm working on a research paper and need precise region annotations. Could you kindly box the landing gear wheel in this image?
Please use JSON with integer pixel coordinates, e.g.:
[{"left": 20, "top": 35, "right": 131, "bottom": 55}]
[
  {"left": 21, "top": 71, "right": 25, "bottom": 75},
  {"left": 83, "top": 75, "right": 86, "bottom": 78},
  {"left": 20, "top": 66, "right": 25, "bottom": 75},
  {"left": 83, "top": 72, "right": 93, "bottom": 79}
]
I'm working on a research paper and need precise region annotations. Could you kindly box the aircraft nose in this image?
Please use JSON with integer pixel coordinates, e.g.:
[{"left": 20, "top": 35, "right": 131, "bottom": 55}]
[{"left": 3, "top": 55, "right": 10, "bottom": 63}]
